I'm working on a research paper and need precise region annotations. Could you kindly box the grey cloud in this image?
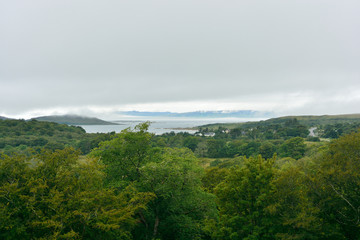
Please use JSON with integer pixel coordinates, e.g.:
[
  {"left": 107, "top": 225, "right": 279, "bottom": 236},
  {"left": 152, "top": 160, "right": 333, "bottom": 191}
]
[{"left": 1, "top": 0, "right": 359, "bottom": 116}]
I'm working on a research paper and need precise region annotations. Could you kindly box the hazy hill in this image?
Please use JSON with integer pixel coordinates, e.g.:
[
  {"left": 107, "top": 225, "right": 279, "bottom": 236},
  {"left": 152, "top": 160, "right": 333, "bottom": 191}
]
[{"left": 33, "top": 115, "right": 118, "bottom": 125}]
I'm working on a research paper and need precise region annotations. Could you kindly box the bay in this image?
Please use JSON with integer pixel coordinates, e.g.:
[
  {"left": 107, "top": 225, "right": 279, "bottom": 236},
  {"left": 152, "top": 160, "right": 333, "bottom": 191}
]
[{"left": 79, "top": 117, "right": 266, "bottom": 135}]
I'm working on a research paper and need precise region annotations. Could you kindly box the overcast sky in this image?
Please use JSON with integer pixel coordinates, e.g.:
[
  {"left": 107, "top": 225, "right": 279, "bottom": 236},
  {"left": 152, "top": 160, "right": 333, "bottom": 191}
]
[{"left": 1, "top": 0, "right": 359, "bottom": 119}]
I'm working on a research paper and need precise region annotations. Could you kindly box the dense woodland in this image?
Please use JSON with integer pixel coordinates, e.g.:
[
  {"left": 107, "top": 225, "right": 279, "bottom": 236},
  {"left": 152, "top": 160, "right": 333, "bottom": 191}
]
[
  {"left": 0, "top": 119, "right": 115, "bottom": 155},
  {"left": 1, "top": 118, "right": 360, "bottom": 239}
]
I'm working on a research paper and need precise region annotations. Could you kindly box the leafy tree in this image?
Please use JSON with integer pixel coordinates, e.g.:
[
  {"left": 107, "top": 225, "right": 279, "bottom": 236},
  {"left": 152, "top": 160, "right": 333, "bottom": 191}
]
[
  {"left": 91, "top": 123, "right": 156, "bottom": 188},
  {"left": 206, "top": 139, "right": 226, "bottom": 158},
  {"left": 137, "top": 148, "right": 216, "bottom": 240},
  {"left": 91, "top": 123, "right": 217, "bottom": 240},
  {"left": 0, "top": 118, "right": 117, "bottom": 155},
  {"left": 271, "top": 131, "right": 360, "bottom": 240},
  {"left": 320, "top": 123, "right": 360, "bottom": 139},
  {"left": 202, "top": 167, "right": 229, "bottom": 193},
  {"left": 0, "top": 148, "right": 153, "bottom": 240},
  {"left": 210, "top": 155, "right": 278, "bottom": 240},
  {"left": 183, "top": 136, "right": 200, "bottom": 152},
  {"left": 272, "top": 164, "right": 328, "bottom": 239},
  {"left": 242, "top": 141, "right": 261, "bottom": 157},
  {"left": 279, "top": 137, "right": 306, "bottom": 160},
  {"left": 312, "top": 131, "right": 360, "bottom": 239},
  {"left": 194, "top": 141, "right": 208, "bottom": 158},
  {"left": 259, "top": 141, "right": 276, "bottom": 159}
]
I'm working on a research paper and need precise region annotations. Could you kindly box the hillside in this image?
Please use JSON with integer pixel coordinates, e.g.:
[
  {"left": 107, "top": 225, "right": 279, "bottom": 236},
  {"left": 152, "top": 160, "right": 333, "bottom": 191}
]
[
  {"left": 198, "top": 113, "right": 360, "bottom": 130},
  {"left": 33, "top": 115, "right": 118, "bottom": 125},
  {"left": 262, "top": 114, "right": 360, "bottom": 126},
  {"left": 0, "top": 118, "right": 86, "bottom": 151},
  {"left": 0, "top": 118, "right": 115, "bottom": 154}
]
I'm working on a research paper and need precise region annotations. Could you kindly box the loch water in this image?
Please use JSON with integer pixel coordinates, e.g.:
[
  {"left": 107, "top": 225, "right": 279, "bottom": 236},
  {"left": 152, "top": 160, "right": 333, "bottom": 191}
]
[{"left": 79, "top": 117, "right": 266, "bottom": 135}]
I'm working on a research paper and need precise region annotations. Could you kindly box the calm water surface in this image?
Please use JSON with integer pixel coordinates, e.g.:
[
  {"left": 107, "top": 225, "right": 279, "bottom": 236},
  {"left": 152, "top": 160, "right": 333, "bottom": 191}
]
[{"left": 79, "top": 118, "right": 266, "bottom": 135}]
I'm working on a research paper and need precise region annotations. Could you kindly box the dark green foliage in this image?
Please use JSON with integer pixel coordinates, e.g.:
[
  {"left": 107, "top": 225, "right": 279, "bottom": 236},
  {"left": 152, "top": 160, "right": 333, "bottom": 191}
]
[
  {"left": 279, "top": 137, "right": 306, "bottom": 160},
  {"left": 312, "top": 131, "right": 360, "bottom": 239},
  {"left": 136, "top": 148, "right": 217, "bottom": 240},
  {"left": 0, "top": 119, "right": 115, "bottom": 154},
  {"left": 2, "top": 118, "right": 360, "bottom": 239},
  {"left": 0, "top": 148, "right": 153, "bottom": 240},
  {"left": 92, "top": 123, "right": 217, "bottom": 240},
  {"left": 153, "top": 118, "right": 313, "bottom": 160},
  {"left": 202, "top": 167, "right": 229, "bottom": 193},
  {"left": 210, "top": 156, "right": 278, "bottom": 240},
  {"left": 227, "top": 118, "right": 309, "bottom": 141},
  {"left": 0, "top": 119, "right": 84, "bottom": 152},
  {"left": 183, "top": 136, "right": 200, "bottom": 151},
  {"left": 307, "top": 136, "right": 320, "bottom": 142},
  {"left": 319, "top": 122, "right": 360, "bottom": 138},
  {"left": 267, "top": 131, "right": 360, "bottom": 239},
  {"left": 206, "top": 139, "right": 226, "bottom": 158},
  {"left": 259, "top": 141, "right": 276, "bottom": 159},
  {"left": 91, "top": 123, "right": 156, "bottom": 187},
  {"left": 200, "top": 114, "right": 360, "bottom": 130},
  {"left": 271, "top": 164, "right": 332, "bottom": 240}
]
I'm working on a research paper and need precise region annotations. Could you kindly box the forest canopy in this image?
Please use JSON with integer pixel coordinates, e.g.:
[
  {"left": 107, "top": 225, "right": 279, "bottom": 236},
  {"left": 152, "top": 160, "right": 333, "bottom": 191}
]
[{"left": 1, "top": 119, "right": 360, "bottom": 239}]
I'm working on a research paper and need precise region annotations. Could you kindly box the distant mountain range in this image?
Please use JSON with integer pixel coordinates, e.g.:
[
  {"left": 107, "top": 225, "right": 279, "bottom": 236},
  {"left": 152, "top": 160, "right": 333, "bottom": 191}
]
[
  {"left": 118, "top": 110, "right": 273, "bottom": 118},
  {"left": 0, "top": 116, "right": 10, "bottom": 120},
  {"left": 32, "top": 115, "right": 118, "bottom": 125}
]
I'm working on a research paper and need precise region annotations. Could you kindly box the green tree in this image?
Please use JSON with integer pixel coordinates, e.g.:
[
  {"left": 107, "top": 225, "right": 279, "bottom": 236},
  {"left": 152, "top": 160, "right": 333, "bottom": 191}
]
[
  {"left": 206, "top": 139, "right": 226, "bottom": 158},
  {"left": 137, "top": 148, "right": 216, "bottom": 240},
  {"left": 194, "top": 141, "right": 208, "bottom": 158},
  {"left": 280, "top": 137, "right": 306, "bottom": 160},
  {"left": 211, "top": 155, "right": 278, "bottom": 240},
  {"left": 91, "top": 122, "right": 156, "bottom": 188},
  {"left": 183, "top": 136, "right": 200, "bottom": 152},
  {"left": 202, "top": 166, "right": 229, "bottom": 193},
  {"left": 259, "top": 141, "right": 276, "bottom": 159},
  {"left": 272, "top": 164, "right": 327, "bottom": 239},
  {"left": 312, "top": 131, "right": 360, "bottom": 239},
  {"left": 0, "top": 148, "right": 153, "bottom": 240},
  {"left": 92, "top": 123, "right": 217, "bottom": 240}
]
